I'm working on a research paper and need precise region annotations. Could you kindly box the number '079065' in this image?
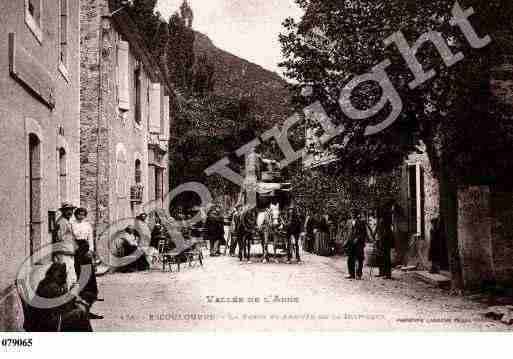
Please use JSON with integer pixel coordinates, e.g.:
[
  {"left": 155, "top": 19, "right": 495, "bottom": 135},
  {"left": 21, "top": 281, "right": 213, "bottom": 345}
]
[{"left": 1, "top": 338, "right": 33, "bottom": 347}]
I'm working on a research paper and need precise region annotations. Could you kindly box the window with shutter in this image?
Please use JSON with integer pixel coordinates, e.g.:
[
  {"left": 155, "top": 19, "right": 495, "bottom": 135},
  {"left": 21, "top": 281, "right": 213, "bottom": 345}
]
[
  {"left": 149, "top": 83, "right": 161, "bottom": 133},
  {"left": 116, "top": 144, "right": 127, "bottom": 198},
  {"left": 140, "top": 74, "right": 148, "bottom": 128},
  {"left": 117, "top": 41, "right": 130, "bottom": 110},
  {"left": 60, "top": 0, "right": 68, "bottom": 65},
  {"left": 134, "top": 66, "right": 141, "bottom": 124},
  {"left": 58, "top": 148, "right": 67, "bottom": 203},
  {"left": 28, "top": 134, "right": 42, "bottom": 255},
  {"left": 155, "top": 168, "right": 164, "bottom": 203},
  {"left": 396, "top": 164, "right": 410, "bottom": 232},
  {"left": 135, "top": 159, "right": 141, "bottom": 184},
  {"left": 161, "top": 95, "right": 169, "bottom": 139}
]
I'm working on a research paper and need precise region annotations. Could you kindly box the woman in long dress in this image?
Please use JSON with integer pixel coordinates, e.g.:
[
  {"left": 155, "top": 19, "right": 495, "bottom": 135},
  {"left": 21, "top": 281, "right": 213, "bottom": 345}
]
[
  {"left": 71, "top": 207, "right": 103, "bottom": 319},
  {"left": 71, "top": 207, "right": 94, "bottom": 255},
  {"left": 375, "top": 208, "right": 393, "bottom": 279}
]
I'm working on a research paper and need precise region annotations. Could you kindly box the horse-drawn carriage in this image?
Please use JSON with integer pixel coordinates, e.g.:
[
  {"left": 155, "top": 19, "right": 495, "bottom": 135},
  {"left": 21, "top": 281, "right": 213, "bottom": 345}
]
[{"left": 236, "top": 153, "right": 296, "bottom": 262}]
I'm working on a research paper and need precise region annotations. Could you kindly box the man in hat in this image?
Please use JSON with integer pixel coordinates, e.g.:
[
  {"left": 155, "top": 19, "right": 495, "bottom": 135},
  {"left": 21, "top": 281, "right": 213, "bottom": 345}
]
[
  {"left": 286, "top": 206, "right": 302, "bottom": 263},
  {"left": 54, "top": 201, "right": 78, "bottom": 290},
  {"left": 345, "top": 211, "right": 369, "bottom": 280},
  {"left": 205, "top": 206, "right": 223, "bottom": 256},
  {"left": 230, "top": 203, "right": 243, "bottom": 256},
  {"left": 222, "top": 208, "right": 233, "bottom": 256}
]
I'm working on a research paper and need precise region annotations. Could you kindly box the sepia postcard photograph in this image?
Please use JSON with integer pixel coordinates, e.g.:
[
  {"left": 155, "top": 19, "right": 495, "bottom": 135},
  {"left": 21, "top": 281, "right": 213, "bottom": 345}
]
[{"left": 1, "top": 0, "right": 513, "bottom": 351}]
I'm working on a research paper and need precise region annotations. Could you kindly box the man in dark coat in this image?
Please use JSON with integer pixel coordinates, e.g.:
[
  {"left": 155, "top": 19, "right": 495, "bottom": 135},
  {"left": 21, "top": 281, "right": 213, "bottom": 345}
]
[
  {"left": 429, "top": 217, "right": 445, "bottom": 274},
  {"left": 286, "top": 206, "right": 302, "bottom": 263},
  {"left": 304, "top": 211, "right": 317, "bottom": 253},
  {"left": 230, "top": 205, "right": 242, "bottom": 256},
  {"left": 376, "top": 206, "right": 393, "bottom": 279},
  {"left": 205, "top": 207, "right": 224, "bottom": 256},
  {"left": 345, "top": 212, "right": 369, "bottom": 280}
]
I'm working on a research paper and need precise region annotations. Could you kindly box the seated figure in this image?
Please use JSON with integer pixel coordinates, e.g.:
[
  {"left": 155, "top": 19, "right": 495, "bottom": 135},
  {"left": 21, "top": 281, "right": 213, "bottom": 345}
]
[
  {"left": 112, "top": 226, "right": 150, "bottom": 272},
  {"left": 23, "top": 262, "right": 92, "bottom": 332}
]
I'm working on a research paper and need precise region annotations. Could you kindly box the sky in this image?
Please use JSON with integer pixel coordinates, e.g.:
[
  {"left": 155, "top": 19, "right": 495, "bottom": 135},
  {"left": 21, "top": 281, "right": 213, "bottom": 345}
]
[{"left": 156, "top": 0, "right": 304, "bottom": 77}]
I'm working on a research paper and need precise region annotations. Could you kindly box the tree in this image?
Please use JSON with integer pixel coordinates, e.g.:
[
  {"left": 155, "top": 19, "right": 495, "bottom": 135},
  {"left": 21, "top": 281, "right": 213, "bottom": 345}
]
[
  {"left": 166, "top": 0, "right": 197, "bottom": 93},
  {"left": 279, "top": 0, "right": 513, "bottom": 292},
  {"left": 125, "top": 0, "right": 161, "bottom": 48},
  {"left": 290, "top": 161, "right": 400, "bottom": 222},
  {"left": 123, "top": 0, "right": 170, "bottom": 76},
  {"left": 193, "top": 54, "right": 216, "bottom": 96},
  {"left": 172, "top": 94, "right": 259, "bottom": 207}
]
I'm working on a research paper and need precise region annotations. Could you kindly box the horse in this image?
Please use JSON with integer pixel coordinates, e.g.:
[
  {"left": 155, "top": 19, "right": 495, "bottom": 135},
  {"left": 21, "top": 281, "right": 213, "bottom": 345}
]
[
  {"left": 236, "top": 207, "right": 253, "bottom": 262},
  {"left": 284, "top": 208, "right": 302, "bottom": 263},
  {"left": 237, "top": 203, "right": 284, "bottom": 263},
  {"left": 257, "top": 204, "right": 285, "bottom": 262}
]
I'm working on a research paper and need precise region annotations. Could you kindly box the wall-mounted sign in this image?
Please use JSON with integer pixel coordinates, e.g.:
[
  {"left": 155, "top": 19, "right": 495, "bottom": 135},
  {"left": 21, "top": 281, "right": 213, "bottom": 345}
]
[{"left": 8, "top": 33, "right": 56, "bottom": 109}]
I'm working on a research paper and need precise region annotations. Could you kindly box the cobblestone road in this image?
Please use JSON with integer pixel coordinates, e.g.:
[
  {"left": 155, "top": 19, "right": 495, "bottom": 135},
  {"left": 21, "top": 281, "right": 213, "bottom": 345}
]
[{"left": 92, "top": 246, "right": 511, "bottom": 331}]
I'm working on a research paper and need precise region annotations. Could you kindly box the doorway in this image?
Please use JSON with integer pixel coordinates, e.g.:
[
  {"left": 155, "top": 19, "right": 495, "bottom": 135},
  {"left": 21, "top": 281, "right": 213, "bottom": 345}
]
[{"left": 28, "top": 134, "right": 42, "bottom": 257}]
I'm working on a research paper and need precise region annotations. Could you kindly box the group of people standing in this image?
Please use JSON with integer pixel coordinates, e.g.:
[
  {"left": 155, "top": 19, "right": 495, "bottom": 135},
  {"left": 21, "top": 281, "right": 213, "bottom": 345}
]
[
  {"left": 24, "top": 202, "right": 103, "bottom": 332},
  {"left": 204, "top": 206, "right": 226, "bottom": 257},
  {"left": 178, "top": 200, "right": 445, "bottom": 281},
  {"left": 303, "top": 212, "right": 333, "bottom": 255},
  {"left": 301, "top": 204, "right": 396, "bottom": 280},
  {"left": 343, "top": 207, "right": 394, "bottom": 280}
]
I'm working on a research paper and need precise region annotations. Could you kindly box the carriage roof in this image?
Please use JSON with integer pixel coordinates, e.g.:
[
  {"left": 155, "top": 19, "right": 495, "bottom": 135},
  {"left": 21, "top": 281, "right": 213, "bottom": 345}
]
[{"left": 257, "top": 182, "right": 291, "bottom": 197}]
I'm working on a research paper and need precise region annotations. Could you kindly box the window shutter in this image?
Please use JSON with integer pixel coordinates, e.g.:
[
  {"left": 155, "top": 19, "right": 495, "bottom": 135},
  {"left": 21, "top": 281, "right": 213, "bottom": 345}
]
[
  {"left": 149, "top": 83, "right": 161, "bottom": 133},
  {"left": 161, "top": 95, "right": 169, "bottom": 139},
  {"left": 396, "top": 163, "right": 409, "bottom": 232},
  {"left": 140, "top": 74, "right": 148, "bottom": 128},
  {"left": 148, "top": 166, "right": 155, "bottom": 201},
  {"left": 60, "top": 0, "right": 67, "bottom": 43},
  {"left": 117, "top": 41, "right": 130, "bottom": 110}
]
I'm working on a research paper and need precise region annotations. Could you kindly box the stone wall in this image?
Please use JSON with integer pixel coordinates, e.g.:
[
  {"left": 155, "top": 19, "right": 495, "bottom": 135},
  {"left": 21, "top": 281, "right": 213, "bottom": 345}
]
[
  {"left": 80, "top": 0, "right": 171, "bottom": 263},
  {"left": 457, "top": 184, "right": 513, "bottom": 291},
  {"left": 490, "top": 185, "right": 513, "bottom": 288},
  {"left": 457, "top": 186, "right": 495, "bottom": 291},
  {"left": 80, "top": 0, "right": 111, "bottom": 241},
  {"left": 0, "top": 0, "right": 81, "bottom": 330}
]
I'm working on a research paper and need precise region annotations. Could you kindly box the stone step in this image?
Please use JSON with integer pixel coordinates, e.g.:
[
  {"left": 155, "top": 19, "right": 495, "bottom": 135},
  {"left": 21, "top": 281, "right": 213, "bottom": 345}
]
[{"left": 410, "top": 270, "right": 451, "bottom": 289}]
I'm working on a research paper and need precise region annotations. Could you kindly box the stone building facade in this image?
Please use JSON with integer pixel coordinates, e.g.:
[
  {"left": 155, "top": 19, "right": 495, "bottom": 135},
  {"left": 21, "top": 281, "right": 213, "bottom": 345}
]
[
  {"left": 80, "top": 1, "right": 171, "bottom": 260},
  {"left": 0, "top": 0, "right": 81, "bottom": 330},
  {"left": 455, "top": 61, "right": 513, "bottom": 291},
  {"left": 395, "top": 146, "right": 441, "bottom": 270},
  {"left": 301, "top": 93, "right": 513, "bottom": 292},
  {"left": 398, "top": 127, "right": 513, "bottom": 293}
]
